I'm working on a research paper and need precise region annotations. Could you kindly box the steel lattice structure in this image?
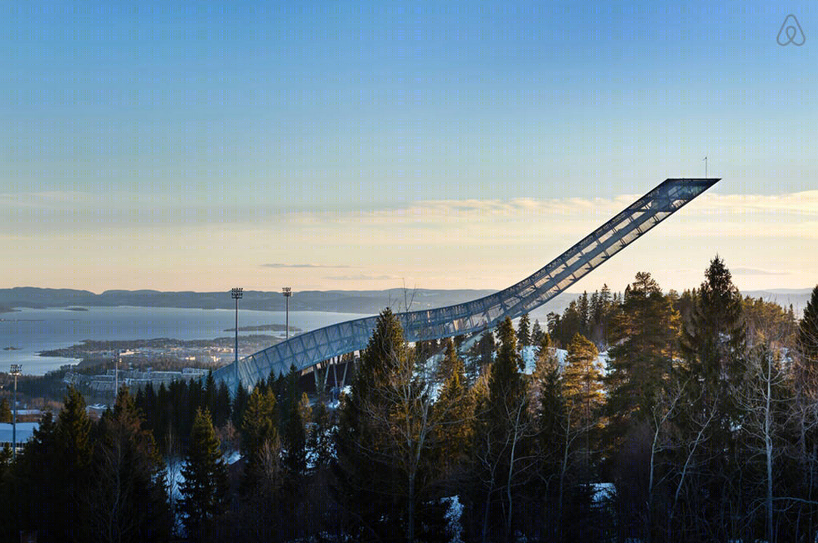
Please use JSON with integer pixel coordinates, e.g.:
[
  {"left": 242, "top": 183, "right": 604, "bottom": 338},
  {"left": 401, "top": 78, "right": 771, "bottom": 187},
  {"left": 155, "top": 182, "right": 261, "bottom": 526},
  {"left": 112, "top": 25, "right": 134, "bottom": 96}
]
[{"left": 213, "top": 178, "right": 719, "bottom": 389}]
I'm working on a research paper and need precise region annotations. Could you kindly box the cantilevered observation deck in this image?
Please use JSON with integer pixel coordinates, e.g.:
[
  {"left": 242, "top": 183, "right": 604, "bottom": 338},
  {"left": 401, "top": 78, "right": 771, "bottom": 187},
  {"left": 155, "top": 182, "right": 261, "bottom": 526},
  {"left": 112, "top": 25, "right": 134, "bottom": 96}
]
[{"left": 213, "top": 178, "right": 719, "bottom": 390}]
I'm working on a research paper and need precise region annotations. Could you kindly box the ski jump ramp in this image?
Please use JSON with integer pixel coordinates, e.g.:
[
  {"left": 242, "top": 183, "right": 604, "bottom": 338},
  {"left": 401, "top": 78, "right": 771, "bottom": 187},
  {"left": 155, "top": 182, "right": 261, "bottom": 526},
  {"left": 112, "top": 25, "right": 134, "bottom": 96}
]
[{"left": 213, "top": 178, "right": 719, "bottom": 389}]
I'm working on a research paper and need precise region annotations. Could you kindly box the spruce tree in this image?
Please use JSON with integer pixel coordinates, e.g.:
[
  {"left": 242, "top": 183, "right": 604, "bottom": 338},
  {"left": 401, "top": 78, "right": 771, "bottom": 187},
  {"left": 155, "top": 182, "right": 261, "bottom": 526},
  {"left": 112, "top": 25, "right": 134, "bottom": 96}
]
[
  {"left": 474, "top": 330, "right": 496, "bottom": 371},
  {"left": 579, "top": 292, "right": 590, "bottom": 337},
  {"left": 606, "top": 272, "right": 679, "bottom": 432},
  {"left": 180, "top": 408, "right": 229, "bottom": 541},
  {"left": 309, "top": 400, "right": 332, "bottom": 469},
  {"left": 475, "top": 317, "right": 531, "bottom": 540},
  {"left": 336, "top": 308, "right": 409, "bottom": 540},
  {"left": 283, "top": 397, "right": 306, "bottom": 474},
  {"left": 797, "top": 285, "right": 818, "bottom": 381},
  {"left": 676, "top": 257, "right": 747, "bottom": 540},
  {"left": 14, "top": 412, "right": 59, "bottom": 539},
  {"left": 56, "top": 386, "right": 93, "bottom": 474},
  {"left": 531, "top": 332, "right": 564, "bottom": 445},
  {"left": 517, "top": 313, "right": 531, "bottom": 349},
  {"left": 213, "top": 381, "right": 232, "bottom": 428},
  {"left": 434, "top": 338, "right": 473, "bottom": 475},
  {"left": 204, "top": 371, "right": 217, "bottom": 417},
  {"left": 489, "top": 317, "right": 525, "bottom": 417},
  {"left": 283, "top": 365, "right": 307, "bottom": 474},
  {"left": 530, "top": 332, "right": 566, "bottom": 540},
  {"left": 681, "top": 255, "right": 745, "bottom": 388},
  {"left": 232, "top": 382, "right": 249, "bottom": 428},
  {"left": 555, "top": 301, "right": 584, "bottom": 347},
  {"left": 0, "top": 443, "right": 10, "bottom": 467},
  {"left": 48, "top": 386, "right": 94, "bottom": 542},
  {"left": 531, "top": 319, "right": 544, "bottom": 346}
]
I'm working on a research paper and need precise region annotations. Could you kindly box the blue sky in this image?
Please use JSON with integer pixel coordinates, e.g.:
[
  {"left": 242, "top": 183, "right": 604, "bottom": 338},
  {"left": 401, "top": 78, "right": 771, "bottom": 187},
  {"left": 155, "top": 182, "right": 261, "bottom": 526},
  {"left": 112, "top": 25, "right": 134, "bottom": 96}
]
[{"left": 1, "top": 0, "right": 816, "bottom": 293}]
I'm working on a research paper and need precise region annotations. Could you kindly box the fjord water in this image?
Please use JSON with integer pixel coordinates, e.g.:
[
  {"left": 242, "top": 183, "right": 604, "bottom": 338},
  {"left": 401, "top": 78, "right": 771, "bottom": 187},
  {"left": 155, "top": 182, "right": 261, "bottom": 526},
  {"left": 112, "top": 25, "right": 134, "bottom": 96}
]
[{"left": 0, "top": 306, "right": 370, "bottom": 375}]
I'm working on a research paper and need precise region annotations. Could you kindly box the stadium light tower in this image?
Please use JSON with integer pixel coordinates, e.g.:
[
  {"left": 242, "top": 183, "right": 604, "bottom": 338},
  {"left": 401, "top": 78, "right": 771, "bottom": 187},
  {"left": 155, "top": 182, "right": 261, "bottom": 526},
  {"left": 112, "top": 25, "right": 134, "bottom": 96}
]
[
  {"left": 282, "top": 287, "right": 292, "bottom": 340},
  {"left": 9, "top": 364, "right": 21, "bottom": 460},
  {"left": 231, "top": 288, "right": 243, "bottom": 386}
]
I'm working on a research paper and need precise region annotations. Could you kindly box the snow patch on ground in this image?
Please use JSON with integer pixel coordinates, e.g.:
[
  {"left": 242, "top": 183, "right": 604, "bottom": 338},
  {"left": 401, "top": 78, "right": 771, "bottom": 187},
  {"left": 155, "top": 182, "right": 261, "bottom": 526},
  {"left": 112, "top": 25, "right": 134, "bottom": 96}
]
[
  {"left": 591, "top": 482, "right": 616, "bottom": 506},
  {"left": 226, "top": 450, "right": 242, "bottom": 465},
  {"left": 442, "top": 495, "right": 464, "bottom": 543},
  {"left": 164, "top": 458, "right": 186, "bottom": 536},
  {"left": 521, "top": 347, "right": 608, "bottom": 376},
  {"left": 521, "top": 347, "right": 569, "bottom": 374}
]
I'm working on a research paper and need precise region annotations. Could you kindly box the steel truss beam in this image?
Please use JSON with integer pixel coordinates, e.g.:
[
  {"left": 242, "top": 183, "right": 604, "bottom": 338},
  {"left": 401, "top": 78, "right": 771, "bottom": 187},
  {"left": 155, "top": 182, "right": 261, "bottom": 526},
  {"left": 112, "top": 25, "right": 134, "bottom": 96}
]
[{"left": 213, "top": 178, "right": 719, "bottom": 389}]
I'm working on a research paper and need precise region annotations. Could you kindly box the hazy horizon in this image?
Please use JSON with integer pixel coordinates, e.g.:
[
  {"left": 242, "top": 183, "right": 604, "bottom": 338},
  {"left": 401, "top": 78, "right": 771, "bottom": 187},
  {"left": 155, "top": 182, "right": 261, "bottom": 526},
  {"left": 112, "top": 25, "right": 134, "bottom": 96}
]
[{"left": 2, "top": 283, "right": 815, "bottom": 297}]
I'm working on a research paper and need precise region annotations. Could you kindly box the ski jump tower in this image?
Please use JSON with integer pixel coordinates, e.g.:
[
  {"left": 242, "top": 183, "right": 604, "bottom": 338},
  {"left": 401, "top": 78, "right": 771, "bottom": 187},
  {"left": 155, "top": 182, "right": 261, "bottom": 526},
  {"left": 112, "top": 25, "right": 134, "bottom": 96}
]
[{"left": 213, "top": 178, "right": 719, "bottom": 390}]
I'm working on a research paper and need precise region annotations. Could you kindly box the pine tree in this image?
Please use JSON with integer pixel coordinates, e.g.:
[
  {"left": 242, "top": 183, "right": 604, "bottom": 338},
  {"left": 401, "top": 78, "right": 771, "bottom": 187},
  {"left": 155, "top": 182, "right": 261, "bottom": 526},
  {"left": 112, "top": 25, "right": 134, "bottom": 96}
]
[
  {"left": 338, "top": 309, "right": 453, "bottom": 542},
  {"left": 90, "top": 387, "right": 172, "bottom": 543},
  {"left": 180, "top": 408, "right": 229, "bottom": 541},
  {"left": 241, "top": 387, "right": 279, "bottom": 471},
  {"left": 238, "top": 387, "right": 284, "bottom": 542},
  {"left": 517, "top": 313, "right": 531, "bottom": 349},
  {"left": 562, "top": 332, "right": 603, "bottom": 468}
]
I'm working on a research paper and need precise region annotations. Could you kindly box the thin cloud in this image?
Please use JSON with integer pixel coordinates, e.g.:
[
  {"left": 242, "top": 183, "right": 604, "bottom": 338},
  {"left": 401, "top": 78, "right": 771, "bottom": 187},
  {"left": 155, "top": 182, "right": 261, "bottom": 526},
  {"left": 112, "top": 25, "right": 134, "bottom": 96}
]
[
  {"left": 325, "top": 274, "right": 400, "bottom": 281},
  {"left": 262, "top": 263, "right": 352, "bottom": 269},
  {"left": 732, "top": 268, "right": 790, "bottom": 276},
  {"left": 0, "top": 191, "right": 92, "bottom": 208}
]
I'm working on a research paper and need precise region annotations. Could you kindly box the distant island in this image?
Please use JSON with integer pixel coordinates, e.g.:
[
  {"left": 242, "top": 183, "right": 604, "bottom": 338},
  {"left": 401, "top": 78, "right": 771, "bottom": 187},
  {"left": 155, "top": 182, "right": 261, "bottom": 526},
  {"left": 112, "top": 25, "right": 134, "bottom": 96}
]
[
  {"left": 3, "top": 346, "right": 21, "bottom": 351},
  {"left": 0, "top": 287, "right": 500, "bottom": 314},
  {"left": 65, "top": 307, "right": 89, "bottom": 312},
  {"left": 224, "top": 323, "right": 302, "bottom": 333},
  {"left": 39, "top": 334, "right": 283, "bottom": 370},
  {"left": 0, "top": 287, "right": 812, "bottom": 317}
]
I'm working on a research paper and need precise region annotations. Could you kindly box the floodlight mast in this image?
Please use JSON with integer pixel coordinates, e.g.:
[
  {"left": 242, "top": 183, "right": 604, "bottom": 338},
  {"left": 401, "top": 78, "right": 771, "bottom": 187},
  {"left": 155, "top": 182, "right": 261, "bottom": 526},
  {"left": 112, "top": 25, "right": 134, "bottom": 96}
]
[
  {"left": 9, "top": 364, "right": 21, "bottom": 461},
  {"left": 282, "top": 287, "right": 293, "bottom": 340},
  {"left": 231, "top": 288, "right": 243, "bottom": 388}
]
